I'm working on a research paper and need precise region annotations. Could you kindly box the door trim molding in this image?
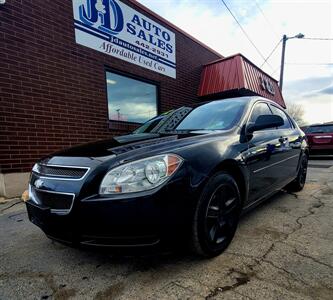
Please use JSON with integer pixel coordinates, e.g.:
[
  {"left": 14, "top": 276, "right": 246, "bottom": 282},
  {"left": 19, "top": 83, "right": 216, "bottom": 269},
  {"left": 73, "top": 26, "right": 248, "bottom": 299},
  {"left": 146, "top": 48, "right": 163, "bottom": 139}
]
[{"left": 253, "top": 154, "right": 299, "bottom": 174}]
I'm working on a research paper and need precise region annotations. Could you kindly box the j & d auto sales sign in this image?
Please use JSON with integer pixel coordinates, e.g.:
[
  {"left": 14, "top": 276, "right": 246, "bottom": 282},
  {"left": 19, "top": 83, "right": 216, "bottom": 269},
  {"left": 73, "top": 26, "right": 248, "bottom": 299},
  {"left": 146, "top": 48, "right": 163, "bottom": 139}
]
[{"left": 72, "top": 0, "right": 176, "bottom": 78}]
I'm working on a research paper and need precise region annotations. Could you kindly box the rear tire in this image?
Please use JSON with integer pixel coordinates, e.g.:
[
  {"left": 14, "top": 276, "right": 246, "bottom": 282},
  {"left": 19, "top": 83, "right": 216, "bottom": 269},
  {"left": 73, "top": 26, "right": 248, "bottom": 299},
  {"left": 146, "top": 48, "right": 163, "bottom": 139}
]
[
  {"left": 286, "top": 153, "right": 308, "bottom": 192},
  {"left": 190, "top": 172, "right": 241, "bottom": 257}
]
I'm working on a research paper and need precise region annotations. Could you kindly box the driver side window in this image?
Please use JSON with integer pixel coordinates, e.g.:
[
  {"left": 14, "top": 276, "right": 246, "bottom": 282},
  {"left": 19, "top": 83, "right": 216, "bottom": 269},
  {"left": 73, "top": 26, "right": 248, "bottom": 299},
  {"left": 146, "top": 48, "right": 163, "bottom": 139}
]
[
  {"left": 269, "top": 105, "right": 292, "bottom": 129},
  {"left": 249, "top": 102, "right": 272, "bottom": 125}
]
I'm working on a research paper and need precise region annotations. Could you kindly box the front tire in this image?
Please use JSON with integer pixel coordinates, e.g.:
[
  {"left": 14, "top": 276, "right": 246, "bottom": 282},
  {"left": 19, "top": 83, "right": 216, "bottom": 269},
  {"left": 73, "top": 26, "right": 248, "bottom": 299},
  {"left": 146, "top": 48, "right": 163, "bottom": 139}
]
[{"left": 190, "top": 172, "right": 241, "bottom": 257}]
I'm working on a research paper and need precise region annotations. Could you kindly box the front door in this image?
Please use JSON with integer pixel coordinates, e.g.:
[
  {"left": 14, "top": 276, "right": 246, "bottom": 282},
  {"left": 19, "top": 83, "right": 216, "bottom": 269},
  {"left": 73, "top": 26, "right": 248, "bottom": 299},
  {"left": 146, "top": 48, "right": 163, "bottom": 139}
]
[{"left": 242, "top": 102, "right": 288, "bottom": 205}]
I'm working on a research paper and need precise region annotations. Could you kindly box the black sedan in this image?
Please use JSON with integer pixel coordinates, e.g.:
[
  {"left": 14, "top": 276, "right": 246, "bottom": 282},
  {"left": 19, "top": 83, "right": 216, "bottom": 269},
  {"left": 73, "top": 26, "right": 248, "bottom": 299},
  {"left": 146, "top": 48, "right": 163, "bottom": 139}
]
[{"left": 26, "top": 97, "right": 308, "bottom": 257}]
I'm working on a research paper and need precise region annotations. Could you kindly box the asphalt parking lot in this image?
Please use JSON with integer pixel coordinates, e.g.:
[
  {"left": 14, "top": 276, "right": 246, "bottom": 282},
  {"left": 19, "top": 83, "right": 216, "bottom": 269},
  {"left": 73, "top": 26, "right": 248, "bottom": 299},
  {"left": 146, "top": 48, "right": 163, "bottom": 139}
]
[{"left": 1, "top": 159, "right": 333, "bottom": 300}]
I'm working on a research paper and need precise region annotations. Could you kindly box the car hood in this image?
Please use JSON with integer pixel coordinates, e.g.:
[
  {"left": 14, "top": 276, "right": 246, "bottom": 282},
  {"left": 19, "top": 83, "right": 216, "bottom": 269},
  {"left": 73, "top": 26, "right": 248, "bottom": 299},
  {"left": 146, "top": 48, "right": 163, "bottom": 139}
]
[
  {"left": 40, "top": 131, "right": 227, "bottom": 167},
  {"left": 51, "top": 133, "right": 163, "bottom": 158}
]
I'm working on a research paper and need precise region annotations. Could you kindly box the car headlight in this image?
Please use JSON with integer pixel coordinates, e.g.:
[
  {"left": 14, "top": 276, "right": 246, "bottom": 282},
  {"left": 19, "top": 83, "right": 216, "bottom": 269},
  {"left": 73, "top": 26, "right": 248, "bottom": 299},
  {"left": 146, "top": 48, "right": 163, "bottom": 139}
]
[
  {"left": 99, "top": 154, "right": 183, "bottom": 195},
  {"left": 32, "top": 163, "right": 39, "bottom": 173}
]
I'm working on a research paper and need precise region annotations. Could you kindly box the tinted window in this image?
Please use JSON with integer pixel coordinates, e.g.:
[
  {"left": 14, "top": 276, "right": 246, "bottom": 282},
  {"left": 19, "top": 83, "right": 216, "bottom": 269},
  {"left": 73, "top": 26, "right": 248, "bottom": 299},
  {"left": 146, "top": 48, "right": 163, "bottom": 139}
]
[
  {"left": 176, "top": 99, "right": 246, "bottom": 131},
  {"left": 249, "top": 102, "right": 272, "bottom": 124},
  {"left": 106, "top": 72, "right": 158, "bottom": 123},
  {"left": 306, "top": 125, "right": 333, "bottom": 133},
  {"left": 270, "top": 105, "right": 292, "bottom": 129}
]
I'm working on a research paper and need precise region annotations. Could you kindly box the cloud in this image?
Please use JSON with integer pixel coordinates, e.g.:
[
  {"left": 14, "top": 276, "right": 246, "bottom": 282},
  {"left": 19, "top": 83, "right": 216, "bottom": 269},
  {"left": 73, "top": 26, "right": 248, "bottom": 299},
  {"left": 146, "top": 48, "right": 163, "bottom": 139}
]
[
  {"left": 284, "top": 76, "right": 333, "bottom": 94},
  {"left": 137, "top": 0, "right": 333, "bottom": 124},
  {"left": 318, "top": 85, "right": 333, "bottom": 95},
  {"left": 139, "top": 0, "right": 333, "bottom": 78},
  {"left": 283, "top": 76, "right": 333, "bottom": 101}
]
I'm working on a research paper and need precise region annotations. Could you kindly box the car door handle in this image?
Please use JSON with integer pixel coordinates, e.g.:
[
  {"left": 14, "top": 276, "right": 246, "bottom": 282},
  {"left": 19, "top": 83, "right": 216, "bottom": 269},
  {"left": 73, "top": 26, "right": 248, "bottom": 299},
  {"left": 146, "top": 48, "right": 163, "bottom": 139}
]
[{"left": 279, "top": 137, "right": 288, "bottom": 143}]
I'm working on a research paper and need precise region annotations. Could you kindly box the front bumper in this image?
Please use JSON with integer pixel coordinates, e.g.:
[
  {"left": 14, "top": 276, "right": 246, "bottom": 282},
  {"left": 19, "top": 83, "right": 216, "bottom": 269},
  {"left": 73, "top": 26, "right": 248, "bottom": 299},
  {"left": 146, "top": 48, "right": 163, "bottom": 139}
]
[{"left": 26, "top": 177, "right": 195, "bottom": 248}]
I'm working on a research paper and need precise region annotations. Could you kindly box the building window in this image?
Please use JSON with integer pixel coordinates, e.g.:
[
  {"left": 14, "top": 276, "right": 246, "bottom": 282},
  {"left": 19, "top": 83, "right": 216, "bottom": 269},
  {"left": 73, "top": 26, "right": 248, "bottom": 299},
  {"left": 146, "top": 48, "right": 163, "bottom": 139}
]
[{"left": 106, "top": 71, "right": 158, "bottom": 123}]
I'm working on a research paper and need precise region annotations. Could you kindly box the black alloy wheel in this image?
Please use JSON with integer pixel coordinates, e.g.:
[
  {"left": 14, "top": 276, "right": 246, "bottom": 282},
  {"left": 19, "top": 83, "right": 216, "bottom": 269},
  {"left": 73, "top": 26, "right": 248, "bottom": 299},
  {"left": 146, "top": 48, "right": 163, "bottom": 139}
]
[
  {"left": 299, "top": 154, "right": 308, "bottom": 186},
  {"left": 286, "top": 153, "right": 308, "bottom": 192},
  {"left": 191, "top": 172, "right": 241, "bottom": 257}
]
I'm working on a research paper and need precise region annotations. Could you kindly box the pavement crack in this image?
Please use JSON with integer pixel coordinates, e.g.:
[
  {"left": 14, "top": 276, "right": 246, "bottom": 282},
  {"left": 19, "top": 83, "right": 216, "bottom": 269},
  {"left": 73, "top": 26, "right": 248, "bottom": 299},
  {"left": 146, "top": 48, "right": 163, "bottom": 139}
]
[
  {"left": 287, "top": 187, "right": 328, "bottom": 238},
  {"left": 294, "top": 210, "right": 313, "bottom": 231},
  {"left": 8, "top": 211, "right": 27, "bottom": 219},
  {"left": 223, "top": 182, "right": 332, "bottom": 299},
  {"left": 205, "top": 272, "right": 250, "bottom": 299},
  {"left": 261, "top": 242, "right": 275, "bottom": 260},
  {"left": 261, "top": 258, "right": 309, "bottom": 286},
  {"left": 293, "top": 249, "right": 333, "bottom": 269},
  {"left": 0, "top": 200, "right": 22, "bottom": 214}
]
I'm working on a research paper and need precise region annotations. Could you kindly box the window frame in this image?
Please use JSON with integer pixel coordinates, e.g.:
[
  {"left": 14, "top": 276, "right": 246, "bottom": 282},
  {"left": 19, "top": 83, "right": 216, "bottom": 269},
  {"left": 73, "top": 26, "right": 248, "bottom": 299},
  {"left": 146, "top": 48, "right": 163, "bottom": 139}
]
[
  {"left": 269, "top": 104, "right": 293, "bottom": 129},
  {"left": 104, "top": 67, "right": 161, "bottom": 125},
  {"left": 246, "top": 101, "right": 279, "bottom": 132},
  {"left": 247, "top": 101, "right": 273, "bottom": 126},
  {"left": 246, "top": 100, "right": 294, "bottom": 132}
]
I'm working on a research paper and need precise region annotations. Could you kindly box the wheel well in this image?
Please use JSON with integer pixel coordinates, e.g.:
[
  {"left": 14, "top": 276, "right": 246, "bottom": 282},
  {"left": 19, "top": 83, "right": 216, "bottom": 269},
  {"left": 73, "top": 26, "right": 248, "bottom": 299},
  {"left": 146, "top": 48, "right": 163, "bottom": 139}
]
[{"left": 211, "top": 160, "right": 247, "bottom": 205}]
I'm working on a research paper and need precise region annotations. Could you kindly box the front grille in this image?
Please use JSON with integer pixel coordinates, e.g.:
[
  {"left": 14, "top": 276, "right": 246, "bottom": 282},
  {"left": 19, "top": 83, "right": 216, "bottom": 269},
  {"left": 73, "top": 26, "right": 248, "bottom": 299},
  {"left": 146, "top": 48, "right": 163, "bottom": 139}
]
[
  {"left": 34, "top": 164, "right": 88, "bottom": 179},
  {"left": 31, "top": 187, "right": 74, "bottom": 213}
]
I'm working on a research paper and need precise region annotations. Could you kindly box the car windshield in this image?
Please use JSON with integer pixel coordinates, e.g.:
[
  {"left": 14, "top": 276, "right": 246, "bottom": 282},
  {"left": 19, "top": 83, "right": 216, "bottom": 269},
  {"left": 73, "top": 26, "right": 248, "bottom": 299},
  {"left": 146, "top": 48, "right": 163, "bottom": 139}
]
[
  {"left": 175, "top": 98, "right": 247, "bottom": 131},
  {"left": 306, "top": 125, "right": 333, "bottom": 134}
]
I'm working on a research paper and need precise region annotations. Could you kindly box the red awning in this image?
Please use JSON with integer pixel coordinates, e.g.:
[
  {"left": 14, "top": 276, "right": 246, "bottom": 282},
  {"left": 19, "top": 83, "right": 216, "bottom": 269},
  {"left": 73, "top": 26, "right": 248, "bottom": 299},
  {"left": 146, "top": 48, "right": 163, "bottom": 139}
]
[{"left": 198, "top": 54, "right": 286, "bottom": 108}]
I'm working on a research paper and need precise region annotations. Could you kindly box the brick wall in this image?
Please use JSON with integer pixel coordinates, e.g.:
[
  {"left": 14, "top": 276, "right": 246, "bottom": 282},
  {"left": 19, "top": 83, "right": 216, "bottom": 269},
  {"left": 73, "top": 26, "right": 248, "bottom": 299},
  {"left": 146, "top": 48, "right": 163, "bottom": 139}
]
[{"left": 0, "top": 0, "right": 221, "bottom": 173}]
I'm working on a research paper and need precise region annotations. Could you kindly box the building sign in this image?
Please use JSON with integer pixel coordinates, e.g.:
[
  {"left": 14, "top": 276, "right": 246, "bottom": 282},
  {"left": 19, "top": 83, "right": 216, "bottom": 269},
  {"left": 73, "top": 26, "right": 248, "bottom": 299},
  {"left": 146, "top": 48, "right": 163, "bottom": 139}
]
[
  {"left": 259, "top": 76, "right": 275, "bottom": 95},
  {"left": 72, "top": 0, "right": 176, "bottom": 78}
]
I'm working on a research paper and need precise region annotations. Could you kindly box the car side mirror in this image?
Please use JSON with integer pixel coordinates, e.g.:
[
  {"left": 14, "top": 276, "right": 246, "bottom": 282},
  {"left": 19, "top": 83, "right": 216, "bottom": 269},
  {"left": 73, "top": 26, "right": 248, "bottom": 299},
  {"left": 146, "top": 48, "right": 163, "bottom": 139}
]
[{"left": 247, "top": 115, "right": 284, "bottom": 134}]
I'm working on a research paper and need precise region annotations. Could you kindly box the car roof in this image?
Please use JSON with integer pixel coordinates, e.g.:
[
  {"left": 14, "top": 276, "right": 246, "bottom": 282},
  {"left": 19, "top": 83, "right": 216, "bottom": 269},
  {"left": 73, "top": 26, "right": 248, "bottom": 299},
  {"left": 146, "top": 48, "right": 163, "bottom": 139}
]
[
  {"left": 167, "top": 96, "right": 285, "bottom": 117},
  {"left": 205, "top": 96, "right": 286, "bottom": 110},
  {"left": 246, "top": 96, "right": 285, "bottom": 109}
]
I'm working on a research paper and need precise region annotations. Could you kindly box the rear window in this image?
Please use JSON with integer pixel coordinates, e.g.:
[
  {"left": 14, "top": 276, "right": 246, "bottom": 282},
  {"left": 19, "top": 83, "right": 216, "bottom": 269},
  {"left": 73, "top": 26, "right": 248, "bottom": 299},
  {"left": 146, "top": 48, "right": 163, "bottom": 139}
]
[{"left": 306, "top": 125, "right": 333, "bottom": 134}]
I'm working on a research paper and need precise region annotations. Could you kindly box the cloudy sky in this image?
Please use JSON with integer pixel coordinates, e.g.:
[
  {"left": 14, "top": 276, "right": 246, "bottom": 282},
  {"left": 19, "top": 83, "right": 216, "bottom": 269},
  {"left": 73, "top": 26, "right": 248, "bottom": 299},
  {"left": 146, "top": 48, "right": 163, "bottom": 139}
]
[{"left": 138, "top": 0, "right": 333, "bottom": 125}]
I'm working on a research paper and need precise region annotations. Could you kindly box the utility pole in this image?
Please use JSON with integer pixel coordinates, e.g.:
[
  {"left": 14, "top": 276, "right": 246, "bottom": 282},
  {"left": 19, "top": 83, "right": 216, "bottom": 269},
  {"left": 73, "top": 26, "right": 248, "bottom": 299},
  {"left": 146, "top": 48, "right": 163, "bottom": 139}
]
[
  {"left": 279, "top": 35, "right": 287, "bottom": 91},
  {"left": 279, "top": 33, "right": 304, "bottom": 91}
]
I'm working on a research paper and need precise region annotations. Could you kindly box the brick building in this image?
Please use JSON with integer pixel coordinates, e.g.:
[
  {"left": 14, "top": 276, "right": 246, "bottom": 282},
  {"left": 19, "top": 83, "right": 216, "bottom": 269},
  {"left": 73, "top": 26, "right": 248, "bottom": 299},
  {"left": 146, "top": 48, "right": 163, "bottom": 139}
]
[{"left": 0, "top": 0, "right": 283, "bottom": 197}]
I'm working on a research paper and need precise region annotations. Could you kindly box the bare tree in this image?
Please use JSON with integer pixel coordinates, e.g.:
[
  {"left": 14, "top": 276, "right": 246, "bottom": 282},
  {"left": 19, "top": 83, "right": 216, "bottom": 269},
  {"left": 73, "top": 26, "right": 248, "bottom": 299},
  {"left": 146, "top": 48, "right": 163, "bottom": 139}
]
[{"left": 286, "top": 103, "right": 305, "bottom": 125}]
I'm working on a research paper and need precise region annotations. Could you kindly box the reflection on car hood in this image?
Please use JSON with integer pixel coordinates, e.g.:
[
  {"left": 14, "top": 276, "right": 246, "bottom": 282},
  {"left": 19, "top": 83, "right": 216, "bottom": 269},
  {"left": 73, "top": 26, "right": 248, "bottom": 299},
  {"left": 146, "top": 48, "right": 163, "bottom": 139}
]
[
  {"left": 40, "top": 130, "right": 232, "bottom": 167},
  {"left": 46, "top": 132, "right": 208, "bottom": 158},
  {"left": 48, "top": 133, "right": 167, "bottom": 158},
  {"left": 111, "top": 135, "right": 179, "bottom": 155}
]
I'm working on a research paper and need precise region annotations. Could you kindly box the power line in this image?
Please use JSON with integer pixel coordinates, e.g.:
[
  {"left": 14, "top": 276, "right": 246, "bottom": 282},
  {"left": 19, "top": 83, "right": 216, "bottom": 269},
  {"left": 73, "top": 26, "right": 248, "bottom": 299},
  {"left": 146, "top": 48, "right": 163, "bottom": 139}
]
[
  {"left": 220, "top": 0, "right": 274, "bottom": 70},
  {"left": 254, "top": 0, "right": 280, "bottom": 39},
  {"left": 302, "top": 37, "right": 333, "bottom": 41},
  {"left": 286, "top": 62, "right": 333, "bottom": 66},
  {"left": 260, "top": 39, "right": 282, "bottom": 68}
]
